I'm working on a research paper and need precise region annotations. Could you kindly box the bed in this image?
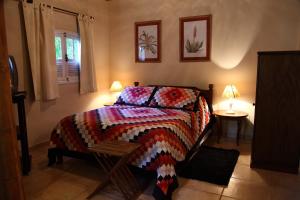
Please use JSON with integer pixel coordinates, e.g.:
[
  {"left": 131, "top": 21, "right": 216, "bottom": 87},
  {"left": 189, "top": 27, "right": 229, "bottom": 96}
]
[{"left": 48, "top": 84, "right": 214, "bottom": 200}]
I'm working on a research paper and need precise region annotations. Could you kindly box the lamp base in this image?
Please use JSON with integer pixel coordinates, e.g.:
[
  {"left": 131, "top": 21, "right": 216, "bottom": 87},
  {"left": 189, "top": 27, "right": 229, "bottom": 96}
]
[
  {"left": 225, "top": 110, "right": 236, "bottom": 114},
  {"left": 226, "top": 102, "right": 235, "bottom": 114}
]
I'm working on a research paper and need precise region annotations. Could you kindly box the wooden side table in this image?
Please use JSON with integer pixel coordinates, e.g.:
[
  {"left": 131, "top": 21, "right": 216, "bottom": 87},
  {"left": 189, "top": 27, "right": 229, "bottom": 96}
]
[
  {"left": 214, "top": 110, "right": 248, "bottom": 145},
  {"left": 87, "top": 140, "right": 141, "bottom": 200}
]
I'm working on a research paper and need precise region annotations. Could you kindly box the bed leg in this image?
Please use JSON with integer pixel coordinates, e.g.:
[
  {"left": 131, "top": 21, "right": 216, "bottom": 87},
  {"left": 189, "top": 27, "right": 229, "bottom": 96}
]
[
  {"left": 48, "top": 148, "right": 57, "bottom": 166},
  {"left": 57, "top": 150, "right": 63, "bottom": 164},
  {"left": 48, "top": 148, "right": 64, "bottom": 165}
]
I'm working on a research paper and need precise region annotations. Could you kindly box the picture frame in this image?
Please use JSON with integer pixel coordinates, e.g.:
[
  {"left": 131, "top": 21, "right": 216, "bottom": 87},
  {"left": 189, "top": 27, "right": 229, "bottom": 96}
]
[
  {"left": 135, "top": 20, "right": 161, "bottom": 63},
  {"left": 179, "top": 15, "right": 212, "bottom": 62}
]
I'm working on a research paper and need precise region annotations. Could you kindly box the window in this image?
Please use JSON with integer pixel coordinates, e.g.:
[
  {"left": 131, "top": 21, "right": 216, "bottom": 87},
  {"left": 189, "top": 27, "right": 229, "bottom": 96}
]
[{"left": 55, "top": 31, "right": 80, "bottom": 84}]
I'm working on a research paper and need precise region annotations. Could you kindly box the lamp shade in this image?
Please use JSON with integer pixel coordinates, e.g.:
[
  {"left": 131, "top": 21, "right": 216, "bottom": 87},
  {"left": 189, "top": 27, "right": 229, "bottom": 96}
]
[
  {"left": 222, "top": 84, "right": 240, "bottom": 99},
  {"left": 110, "top": 81, "right": 123, "bottom": 92}
]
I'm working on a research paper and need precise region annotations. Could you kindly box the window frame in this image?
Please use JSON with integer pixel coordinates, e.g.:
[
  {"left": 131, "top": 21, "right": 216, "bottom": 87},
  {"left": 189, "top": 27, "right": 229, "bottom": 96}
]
[{"left": 55, "top": 30, "right": 80, "bottom": 84}]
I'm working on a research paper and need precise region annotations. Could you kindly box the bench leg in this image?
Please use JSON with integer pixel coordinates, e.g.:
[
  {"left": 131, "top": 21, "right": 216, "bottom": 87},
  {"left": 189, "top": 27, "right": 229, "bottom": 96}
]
[
  {"left": 48, "top": 148, "right": 57, "bottom": 166},
  {"left": 88, "top": 152, "right": 141, "bottom": 200}
]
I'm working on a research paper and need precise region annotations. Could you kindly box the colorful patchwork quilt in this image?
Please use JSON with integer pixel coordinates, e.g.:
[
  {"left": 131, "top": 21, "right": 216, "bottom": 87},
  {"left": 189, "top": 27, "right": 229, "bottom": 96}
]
[{"left": 49, "top": 99, "right": 210, "bottom": 199}]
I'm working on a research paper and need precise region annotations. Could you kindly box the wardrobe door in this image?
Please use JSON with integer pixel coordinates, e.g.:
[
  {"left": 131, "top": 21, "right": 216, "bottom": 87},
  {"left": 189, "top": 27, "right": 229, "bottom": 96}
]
[{"left": 251, "top": 51, "right": 300, "bottom": 174}]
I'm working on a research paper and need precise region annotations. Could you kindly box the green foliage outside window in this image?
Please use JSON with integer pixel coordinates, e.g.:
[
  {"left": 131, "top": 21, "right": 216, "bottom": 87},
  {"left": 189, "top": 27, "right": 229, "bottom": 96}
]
[
  {"left": 74, "top": 40, "right": 80, "bottom": 62},
  {"left": 55, "top": 37, "right": 62, "bottom": 60},
  {"left": 66, "top": 38, "right": 74, "bottom": 60}
]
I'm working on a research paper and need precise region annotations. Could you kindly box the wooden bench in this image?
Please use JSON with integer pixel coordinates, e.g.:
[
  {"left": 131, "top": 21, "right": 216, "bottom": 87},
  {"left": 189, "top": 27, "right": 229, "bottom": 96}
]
[{"left": 87, "top": 140, "right": 141, "bottom": 200}]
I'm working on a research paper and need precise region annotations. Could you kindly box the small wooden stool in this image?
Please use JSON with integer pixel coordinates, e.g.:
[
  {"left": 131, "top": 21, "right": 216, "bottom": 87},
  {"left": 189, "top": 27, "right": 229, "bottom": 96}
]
[{"left": 87, "top": 140, "right": 141, "bottom": 200}]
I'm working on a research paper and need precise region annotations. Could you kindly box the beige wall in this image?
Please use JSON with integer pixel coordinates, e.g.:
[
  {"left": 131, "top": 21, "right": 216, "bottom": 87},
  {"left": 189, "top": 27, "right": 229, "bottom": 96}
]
[
  {"left": 4, "top": 0, "right": 111, "bottom": 146},
  {"left": 109, "top": 0, "right": 300, "bottom": 126},
  {"left": 4, "top": 0, "right": 300, "bottom": 146}
]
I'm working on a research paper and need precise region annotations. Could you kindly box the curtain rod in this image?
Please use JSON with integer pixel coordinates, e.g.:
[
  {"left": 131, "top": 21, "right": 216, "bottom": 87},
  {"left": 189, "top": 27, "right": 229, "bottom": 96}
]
[
  {"left": 24, "top": 0, "right": 78, "bottom": 16},
  {"left": 53, "top": 6, "right": 78, "bottom": 17},
  {"left": 52, "top": 7, "right": 94, "bottom": 19},
  {"left": 25, "top": 0, "right": 94, "bottom": 18}
]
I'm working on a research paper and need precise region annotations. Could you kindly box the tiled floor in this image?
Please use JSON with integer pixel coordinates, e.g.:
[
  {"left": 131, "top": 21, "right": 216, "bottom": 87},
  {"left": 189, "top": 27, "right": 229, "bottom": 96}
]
[{"left": 23, "top": 135, "right": 300, "bottom": 200}]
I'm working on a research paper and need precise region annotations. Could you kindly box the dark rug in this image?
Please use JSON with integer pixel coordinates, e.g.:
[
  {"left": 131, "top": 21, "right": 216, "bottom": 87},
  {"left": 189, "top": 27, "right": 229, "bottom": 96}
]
[{"left": 179, "top": 145, "right": 240, "bottom": 185}]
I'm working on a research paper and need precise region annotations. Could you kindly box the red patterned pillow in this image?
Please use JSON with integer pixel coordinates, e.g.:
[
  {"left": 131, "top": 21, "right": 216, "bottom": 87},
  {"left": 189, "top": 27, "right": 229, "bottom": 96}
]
[
  {"left": 149, "top": 87, "right": 200, "bottom": 110},
  {"left": 115, "top": 86, "right": 156, "bottom": 106}
]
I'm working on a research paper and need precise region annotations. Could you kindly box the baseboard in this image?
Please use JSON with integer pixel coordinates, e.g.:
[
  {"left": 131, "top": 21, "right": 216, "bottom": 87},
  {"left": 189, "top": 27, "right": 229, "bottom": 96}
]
[
  {"left": 29, "top": 141, "right": 49, "bottom": 150},
  {"left": 250, "top": 162, "right": 299, "bottom": 174}
]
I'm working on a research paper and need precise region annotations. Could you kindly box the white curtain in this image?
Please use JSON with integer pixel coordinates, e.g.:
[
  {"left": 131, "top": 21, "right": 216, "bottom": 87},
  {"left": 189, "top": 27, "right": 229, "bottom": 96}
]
[
  {"left": 77, "top": 14, "right": 97, "bottom": 94},
  {"left": 40, "top": 4, "right": 58, "bottom": 100},
  {"left": 22, "top": 2, "right": 58, "bottom": 100}
]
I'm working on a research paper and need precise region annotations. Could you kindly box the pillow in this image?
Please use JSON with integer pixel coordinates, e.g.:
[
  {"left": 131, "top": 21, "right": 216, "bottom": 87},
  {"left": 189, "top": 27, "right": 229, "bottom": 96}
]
[
  {"left": 149, "top": 87, "right": 200, "bottom": 110},
  {"left": 115, "top": 86, "right": 156, "bottom": 106}
]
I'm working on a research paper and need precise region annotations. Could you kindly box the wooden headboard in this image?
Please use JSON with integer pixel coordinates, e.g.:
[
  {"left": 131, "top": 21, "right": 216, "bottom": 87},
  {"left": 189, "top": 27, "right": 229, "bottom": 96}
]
[
  {"left": 198, "top": 84, "right": 213, "bottom": 113},
  {"left": 135, "top": 83, "right": 214, "bottom": 113}
]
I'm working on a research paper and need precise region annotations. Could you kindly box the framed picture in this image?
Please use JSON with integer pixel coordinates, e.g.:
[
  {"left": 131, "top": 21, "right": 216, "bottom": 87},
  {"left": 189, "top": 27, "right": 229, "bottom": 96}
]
[
  {"left": 180, "top": 15, "right": 212, "bottom": 62},
  {"left": 135, "top": 20, "right": 161, "bottom": 63}
]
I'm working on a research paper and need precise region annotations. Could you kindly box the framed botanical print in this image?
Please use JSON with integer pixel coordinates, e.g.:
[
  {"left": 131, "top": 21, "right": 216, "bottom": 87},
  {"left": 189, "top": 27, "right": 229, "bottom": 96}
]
[
  {"left": 180, "top": 15, "right": 212, "bottom": 62},
  {"left": 135, "top": 20, "right": 161, "bottom": 63}
]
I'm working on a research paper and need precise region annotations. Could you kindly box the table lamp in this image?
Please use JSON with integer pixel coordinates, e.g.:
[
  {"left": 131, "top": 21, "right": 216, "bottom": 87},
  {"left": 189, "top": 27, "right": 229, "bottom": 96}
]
[
  {"left": 110, "top": 81, "right": 123, "bottom": 92},
  {"left": 110, "top": 81, "right": 123, "bottom": 104},
  {"left": 222, "top": 84, "right": 240, "bottom": 114}
]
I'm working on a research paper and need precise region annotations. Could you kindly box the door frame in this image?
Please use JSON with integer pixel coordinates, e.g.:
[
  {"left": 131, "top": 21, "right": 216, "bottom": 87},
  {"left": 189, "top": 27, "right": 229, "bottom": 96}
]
[{"left": 0, "top": 0, "right": 25, "bottom": 199}]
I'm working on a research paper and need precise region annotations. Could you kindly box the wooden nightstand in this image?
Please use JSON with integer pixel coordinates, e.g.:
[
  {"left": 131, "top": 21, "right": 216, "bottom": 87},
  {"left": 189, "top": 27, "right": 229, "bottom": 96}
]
[{"left": 213, "top": 110, "right": 248, "bottom": 145}]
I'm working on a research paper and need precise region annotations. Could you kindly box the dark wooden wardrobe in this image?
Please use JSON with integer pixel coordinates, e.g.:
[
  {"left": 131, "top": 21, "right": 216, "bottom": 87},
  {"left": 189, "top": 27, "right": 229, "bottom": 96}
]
[{"left": 251, "top": 51, "right": 300, "bottom": 174}]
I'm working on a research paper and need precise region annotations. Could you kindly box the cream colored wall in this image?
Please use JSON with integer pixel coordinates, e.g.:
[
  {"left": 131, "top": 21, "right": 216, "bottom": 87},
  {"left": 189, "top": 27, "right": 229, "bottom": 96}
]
[
  {"left": 108, "top": 0, "right": 300, "bottom": 136},
  {"left": 4, "top": 0, "right": 300, "bottom": 146},
  {"left": 4, "top": 0, "right": 111, "bottom": 146}
]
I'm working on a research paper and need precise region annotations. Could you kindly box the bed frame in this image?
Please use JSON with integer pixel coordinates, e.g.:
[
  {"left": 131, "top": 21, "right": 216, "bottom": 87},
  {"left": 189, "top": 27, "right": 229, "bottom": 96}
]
[{"left": 48, "top": 84, "right": 215, "bottom": 168}]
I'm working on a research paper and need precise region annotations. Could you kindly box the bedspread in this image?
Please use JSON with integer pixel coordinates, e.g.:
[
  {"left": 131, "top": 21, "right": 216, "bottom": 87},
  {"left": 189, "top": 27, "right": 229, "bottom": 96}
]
[{"left": 50, "top": 102, "right": 210, "bottom": 199}]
